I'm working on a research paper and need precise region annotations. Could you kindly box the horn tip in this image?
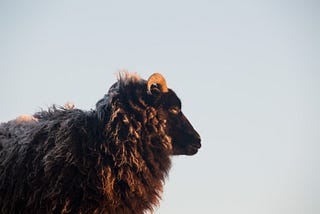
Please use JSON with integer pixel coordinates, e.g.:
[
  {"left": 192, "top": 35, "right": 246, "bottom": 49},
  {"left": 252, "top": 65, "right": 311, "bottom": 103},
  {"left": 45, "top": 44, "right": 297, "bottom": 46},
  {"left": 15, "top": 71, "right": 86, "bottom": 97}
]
[{"left": 147, "top": 72, "right": 168, "bottom": 93}]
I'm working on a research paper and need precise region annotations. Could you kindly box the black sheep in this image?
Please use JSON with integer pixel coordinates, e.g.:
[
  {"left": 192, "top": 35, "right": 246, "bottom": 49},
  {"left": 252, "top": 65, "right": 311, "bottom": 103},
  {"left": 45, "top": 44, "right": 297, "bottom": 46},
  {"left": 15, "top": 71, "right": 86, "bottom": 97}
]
[{"left": 0, "top": 72, "right": 201, "bottom": 214}]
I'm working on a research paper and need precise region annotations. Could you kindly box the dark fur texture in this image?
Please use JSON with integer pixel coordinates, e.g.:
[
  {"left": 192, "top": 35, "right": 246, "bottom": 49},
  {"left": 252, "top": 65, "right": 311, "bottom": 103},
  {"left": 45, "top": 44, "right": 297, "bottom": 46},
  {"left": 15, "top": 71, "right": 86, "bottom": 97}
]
[{"left": 0, "top": 72, "right": 201, "bottom": 214}]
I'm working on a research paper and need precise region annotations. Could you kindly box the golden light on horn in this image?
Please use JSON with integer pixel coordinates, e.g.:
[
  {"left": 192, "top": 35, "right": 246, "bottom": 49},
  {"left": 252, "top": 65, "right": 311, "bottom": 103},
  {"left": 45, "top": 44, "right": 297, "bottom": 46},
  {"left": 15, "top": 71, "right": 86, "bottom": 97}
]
[{"left": 147, "top": 73, "right": 168, "bottom": 93}]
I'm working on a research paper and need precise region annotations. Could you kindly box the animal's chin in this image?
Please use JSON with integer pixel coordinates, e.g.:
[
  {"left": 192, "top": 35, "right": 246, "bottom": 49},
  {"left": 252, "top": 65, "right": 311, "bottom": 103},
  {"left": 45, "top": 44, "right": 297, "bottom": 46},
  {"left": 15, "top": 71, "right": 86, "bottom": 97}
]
[
  {"left": 172, "top": 145, "right": 200, "bottom": 156},
  {"left": 185, "top": 146, "right": 200, "bottom": 156}
]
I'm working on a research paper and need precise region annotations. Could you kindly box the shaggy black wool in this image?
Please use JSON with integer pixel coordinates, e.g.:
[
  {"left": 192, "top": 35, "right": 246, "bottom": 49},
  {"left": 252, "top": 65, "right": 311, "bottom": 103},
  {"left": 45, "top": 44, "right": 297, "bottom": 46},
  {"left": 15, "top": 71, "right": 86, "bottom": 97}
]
[{"left": 0, "top": 72, "right": 200, "bottom": 214}]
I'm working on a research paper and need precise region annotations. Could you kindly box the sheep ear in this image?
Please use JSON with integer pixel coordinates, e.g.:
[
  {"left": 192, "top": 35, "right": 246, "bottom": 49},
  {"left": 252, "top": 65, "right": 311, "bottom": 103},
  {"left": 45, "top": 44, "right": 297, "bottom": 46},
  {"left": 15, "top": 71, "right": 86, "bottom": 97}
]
[{"left": 147, "top": 73, "right": 168, "bottom": 95}]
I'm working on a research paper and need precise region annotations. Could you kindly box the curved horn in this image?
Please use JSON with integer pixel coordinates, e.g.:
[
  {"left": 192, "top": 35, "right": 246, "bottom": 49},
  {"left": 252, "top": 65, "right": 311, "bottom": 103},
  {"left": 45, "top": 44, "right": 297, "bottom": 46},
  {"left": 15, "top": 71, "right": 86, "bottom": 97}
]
[{"left": 147, "top": 73, "right": 168, "bottom": 93}]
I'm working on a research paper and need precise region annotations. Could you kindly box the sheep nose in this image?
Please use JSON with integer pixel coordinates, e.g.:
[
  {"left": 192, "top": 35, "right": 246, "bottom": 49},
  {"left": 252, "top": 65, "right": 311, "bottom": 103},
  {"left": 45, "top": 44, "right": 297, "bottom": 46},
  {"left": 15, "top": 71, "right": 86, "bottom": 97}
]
[
  {"left": 194, "top": 137, "right": 201, "bottom": 149},
  {"left": 189, "top": 135, "right": 201, "bottom": 149},
  {"left": 189, "top": 131, "right": 201, "bottom": 148}
]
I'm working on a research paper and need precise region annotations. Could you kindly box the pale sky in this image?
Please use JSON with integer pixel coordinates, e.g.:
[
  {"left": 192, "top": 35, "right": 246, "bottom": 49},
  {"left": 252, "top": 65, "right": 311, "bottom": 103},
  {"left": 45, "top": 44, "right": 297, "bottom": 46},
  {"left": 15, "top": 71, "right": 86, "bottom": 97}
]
[{"left": 1, "top": 0, "right": 320, "bottom": 213}]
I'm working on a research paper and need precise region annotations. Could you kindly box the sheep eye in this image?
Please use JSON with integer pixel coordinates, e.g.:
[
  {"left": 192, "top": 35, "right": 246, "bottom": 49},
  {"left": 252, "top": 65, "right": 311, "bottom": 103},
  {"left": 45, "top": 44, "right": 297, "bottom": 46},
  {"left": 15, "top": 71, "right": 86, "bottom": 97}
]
[{"left": 169, "top": 107, "right": 180, "bottom": 114}]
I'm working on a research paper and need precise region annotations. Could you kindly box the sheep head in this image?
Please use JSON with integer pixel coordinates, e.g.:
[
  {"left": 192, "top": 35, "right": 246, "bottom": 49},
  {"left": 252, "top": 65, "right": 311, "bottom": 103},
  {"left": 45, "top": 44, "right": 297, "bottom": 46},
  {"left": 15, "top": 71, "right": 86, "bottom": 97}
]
[{"left": 147, "top": 73, "right": 201, "bottom": 155}]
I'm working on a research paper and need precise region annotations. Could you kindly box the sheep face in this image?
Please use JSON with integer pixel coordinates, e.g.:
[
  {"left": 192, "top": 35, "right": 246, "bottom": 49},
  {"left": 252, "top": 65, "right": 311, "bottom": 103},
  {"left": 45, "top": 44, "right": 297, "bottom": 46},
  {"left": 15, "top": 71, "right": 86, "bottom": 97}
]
[{"left": 148, "top": 87, "right": 201, "bottom": 156}]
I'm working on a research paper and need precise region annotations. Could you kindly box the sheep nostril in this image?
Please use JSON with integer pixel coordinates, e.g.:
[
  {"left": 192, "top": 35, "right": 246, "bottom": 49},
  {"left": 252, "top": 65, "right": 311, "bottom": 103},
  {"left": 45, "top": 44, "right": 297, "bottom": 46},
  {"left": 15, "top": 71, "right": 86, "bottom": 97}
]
[
  {"left": 195, "top": 141, "right": 201, "bottom": 149},
  {"left": 191, "top": 138, "right": 201, "bottom": 149}
]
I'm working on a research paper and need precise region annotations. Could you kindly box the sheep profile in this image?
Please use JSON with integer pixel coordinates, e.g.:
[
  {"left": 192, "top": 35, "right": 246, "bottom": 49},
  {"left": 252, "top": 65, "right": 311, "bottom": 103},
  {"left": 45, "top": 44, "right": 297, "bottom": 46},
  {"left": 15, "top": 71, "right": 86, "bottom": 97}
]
[{"left": 0, "top": 72, "right": 201, "bottom": 214}]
